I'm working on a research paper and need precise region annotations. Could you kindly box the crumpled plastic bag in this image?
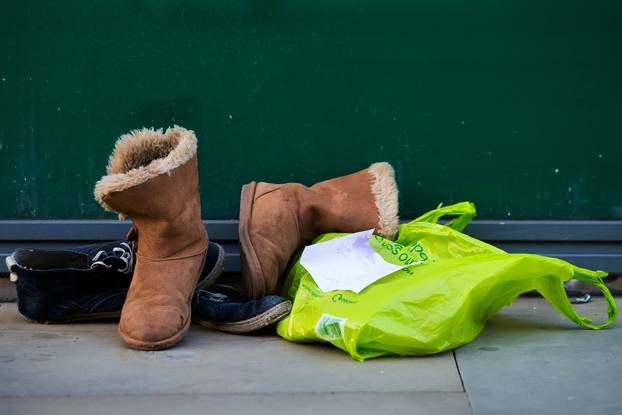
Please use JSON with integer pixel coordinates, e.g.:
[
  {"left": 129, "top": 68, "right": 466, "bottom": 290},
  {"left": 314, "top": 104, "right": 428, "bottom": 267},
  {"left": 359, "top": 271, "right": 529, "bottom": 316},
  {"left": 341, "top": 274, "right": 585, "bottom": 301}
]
[{"left": 276, "top": 202, "right": 618, "bottom": 361}]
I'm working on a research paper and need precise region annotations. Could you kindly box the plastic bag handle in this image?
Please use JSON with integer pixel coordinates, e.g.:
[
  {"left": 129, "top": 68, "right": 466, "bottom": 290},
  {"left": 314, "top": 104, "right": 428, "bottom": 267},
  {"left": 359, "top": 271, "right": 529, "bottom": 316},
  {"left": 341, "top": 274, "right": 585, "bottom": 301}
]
[
  {"left": 409, "top": 202, "right": 476, "bottom": 232},
  {"left": 563, "top": 270, "right": 618, "bottom": 330}
]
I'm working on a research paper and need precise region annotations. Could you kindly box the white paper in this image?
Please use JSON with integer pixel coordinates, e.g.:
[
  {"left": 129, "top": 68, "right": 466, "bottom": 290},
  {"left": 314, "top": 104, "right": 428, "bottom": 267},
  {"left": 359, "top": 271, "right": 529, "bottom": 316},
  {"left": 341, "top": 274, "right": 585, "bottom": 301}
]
[{"left": 300, "top": 229, "right": 410, "bottom": 293}]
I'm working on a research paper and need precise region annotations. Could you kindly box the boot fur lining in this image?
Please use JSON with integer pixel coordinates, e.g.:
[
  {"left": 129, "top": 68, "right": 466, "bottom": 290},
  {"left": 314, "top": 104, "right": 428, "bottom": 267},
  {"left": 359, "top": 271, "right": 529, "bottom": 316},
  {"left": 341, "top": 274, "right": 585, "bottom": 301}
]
[
  {"left": 94, "top": 126, "right": 197, "bottom": 213},
  {"left": 369, "top": 162, "right": 399, "bottom": 240}
]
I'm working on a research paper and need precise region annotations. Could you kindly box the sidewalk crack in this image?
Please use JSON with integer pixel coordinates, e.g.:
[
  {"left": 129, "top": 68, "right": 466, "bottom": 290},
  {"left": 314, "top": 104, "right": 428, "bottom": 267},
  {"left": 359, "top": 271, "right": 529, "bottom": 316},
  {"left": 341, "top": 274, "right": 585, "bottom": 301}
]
[{"left": 453, "top": 350, "right": 474, "bottom": 415}]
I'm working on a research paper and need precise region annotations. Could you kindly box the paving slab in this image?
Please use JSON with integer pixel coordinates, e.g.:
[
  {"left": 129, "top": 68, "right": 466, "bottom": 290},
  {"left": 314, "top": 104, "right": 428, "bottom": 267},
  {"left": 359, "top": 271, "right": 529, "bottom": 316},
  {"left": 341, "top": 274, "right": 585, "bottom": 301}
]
[
  {"left": 0, "top": 302, "right": 467, "bottom": 414},
  {"left": 456, "top": 297, "right": 622, "bottom": 415},
  {"left": 0, "top": 392, "right": 470, "bottom": 415}
]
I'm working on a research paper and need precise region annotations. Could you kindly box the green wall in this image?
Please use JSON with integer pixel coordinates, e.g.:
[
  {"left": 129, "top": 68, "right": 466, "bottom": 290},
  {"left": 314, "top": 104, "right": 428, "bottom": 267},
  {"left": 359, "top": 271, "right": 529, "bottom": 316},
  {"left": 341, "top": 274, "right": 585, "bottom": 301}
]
[{"left": 1, "top": 1, "right": 620, "bottom": 219}]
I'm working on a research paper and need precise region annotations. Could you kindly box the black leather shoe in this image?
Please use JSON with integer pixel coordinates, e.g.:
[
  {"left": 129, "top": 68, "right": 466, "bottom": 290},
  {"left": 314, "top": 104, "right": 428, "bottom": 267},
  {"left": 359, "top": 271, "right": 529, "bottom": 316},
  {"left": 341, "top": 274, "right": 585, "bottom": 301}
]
[
  {"left": 192, "top": 284, "right": 292, "bottom": 333},
  {"left": 6, "top": 240, "right": 225, "bottom": 323}
]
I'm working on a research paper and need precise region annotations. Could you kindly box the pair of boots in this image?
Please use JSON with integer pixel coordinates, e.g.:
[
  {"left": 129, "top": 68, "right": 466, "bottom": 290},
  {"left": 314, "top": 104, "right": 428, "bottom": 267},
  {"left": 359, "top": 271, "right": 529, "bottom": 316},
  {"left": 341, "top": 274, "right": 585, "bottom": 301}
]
[{"left": 92, "top": 126, "right": 399, "bottom": 350}]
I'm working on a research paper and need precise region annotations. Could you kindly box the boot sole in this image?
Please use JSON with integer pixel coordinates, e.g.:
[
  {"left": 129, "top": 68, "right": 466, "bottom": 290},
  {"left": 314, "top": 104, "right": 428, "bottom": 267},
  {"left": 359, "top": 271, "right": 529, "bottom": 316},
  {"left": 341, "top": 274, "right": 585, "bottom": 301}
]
[
  {"left": 194, "top": 300, "right": 292, "bottom": 333},
  {"left": 239, "top": 182, "right": 268, "bottom": 298}
]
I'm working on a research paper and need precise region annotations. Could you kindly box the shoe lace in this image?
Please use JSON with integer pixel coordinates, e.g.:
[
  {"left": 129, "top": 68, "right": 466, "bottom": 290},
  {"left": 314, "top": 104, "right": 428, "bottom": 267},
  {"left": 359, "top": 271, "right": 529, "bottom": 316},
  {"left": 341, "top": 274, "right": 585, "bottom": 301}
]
[{"left": 90, "top": 242, "right": 134, "bottom": 273}]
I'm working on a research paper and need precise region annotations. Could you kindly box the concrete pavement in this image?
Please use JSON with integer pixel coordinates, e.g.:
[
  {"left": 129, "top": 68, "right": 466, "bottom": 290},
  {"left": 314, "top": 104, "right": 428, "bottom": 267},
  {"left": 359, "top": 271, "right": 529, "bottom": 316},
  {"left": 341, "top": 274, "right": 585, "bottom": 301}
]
[{"left": 0, "top": 297, "right": 619, "bottom": 415}]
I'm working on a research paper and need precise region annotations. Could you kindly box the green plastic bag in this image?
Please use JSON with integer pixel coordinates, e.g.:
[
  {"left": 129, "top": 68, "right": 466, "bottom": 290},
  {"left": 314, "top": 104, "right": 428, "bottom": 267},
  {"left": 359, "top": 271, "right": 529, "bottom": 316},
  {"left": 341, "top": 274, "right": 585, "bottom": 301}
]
[{"left": 276, "top": 202, "right": 618, "bottom": 361}]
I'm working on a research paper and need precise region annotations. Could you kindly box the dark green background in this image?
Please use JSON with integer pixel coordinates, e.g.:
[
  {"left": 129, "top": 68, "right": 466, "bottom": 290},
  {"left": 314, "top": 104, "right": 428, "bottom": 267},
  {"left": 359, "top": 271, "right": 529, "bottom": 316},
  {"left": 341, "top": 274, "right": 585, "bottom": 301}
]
[{"left": 1, "top": 1, "right": 620, "bottom": 219}]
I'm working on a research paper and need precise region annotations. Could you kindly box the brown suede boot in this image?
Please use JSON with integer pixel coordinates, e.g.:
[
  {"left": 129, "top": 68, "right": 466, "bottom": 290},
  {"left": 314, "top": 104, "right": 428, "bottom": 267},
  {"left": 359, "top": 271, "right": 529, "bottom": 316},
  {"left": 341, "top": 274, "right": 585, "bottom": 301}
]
[
  {"left": 239, "top": 162, "right": 399, "bottom": 299},
  {"left": 94, "top": 127, "right": 208, "bottom": 350}
]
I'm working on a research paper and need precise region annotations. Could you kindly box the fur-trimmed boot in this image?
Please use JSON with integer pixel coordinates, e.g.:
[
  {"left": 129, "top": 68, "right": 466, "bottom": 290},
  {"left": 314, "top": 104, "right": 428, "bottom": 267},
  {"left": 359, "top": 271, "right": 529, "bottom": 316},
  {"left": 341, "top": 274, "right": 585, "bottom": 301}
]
[
  {"left": 94, "top": 127, "right": 208, "bottom": 350},
  {"left": 239, "top": 162, "right": 399, "bottom": 299}
]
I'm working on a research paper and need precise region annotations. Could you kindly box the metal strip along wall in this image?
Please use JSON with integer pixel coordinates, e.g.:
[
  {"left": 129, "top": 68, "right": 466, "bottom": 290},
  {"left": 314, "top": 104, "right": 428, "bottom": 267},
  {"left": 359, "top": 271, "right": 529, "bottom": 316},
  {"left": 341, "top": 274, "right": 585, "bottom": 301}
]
[{"left": 1, "top": 220, "right": 622, "bottom": 274}]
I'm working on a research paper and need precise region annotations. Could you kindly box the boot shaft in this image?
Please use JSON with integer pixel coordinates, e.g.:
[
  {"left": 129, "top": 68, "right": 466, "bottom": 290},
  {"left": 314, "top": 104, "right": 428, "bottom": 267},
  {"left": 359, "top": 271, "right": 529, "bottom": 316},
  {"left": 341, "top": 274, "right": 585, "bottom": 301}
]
[
  {"left": 254, "top": 163, "right": 399, "bottom": 246},
  {"left": 101, "top": 156, "right": 206, "bottom": 258},
  {"left": 94, "top": 127, "right": 207, "bottom": 259},
  {"left": 305, "top": 163, "right": 398, "bottom": 239}
]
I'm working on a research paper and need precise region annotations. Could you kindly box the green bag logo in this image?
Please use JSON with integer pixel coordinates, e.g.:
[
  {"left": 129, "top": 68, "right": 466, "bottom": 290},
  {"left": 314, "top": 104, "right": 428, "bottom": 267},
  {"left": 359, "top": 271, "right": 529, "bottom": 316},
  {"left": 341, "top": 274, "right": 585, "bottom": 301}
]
[{"left": 315, "top": 314, "right": 346, "bottom": 341}]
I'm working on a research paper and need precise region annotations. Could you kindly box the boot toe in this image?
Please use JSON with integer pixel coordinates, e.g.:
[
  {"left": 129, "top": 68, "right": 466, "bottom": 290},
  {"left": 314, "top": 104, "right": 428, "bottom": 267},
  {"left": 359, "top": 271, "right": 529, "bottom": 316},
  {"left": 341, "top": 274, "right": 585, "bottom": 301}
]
[{"left": 119, "top": 304, "right": 189, "bottom": 349}]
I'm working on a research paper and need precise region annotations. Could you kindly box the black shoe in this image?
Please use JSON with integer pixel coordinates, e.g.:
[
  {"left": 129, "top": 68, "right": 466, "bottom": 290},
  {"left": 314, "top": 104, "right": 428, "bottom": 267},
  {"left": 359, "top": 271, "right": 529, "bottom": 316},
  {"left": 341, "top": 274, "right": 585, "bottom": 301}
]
[
  {"left": 192, "top": 284, "right": 292, "bottom": 333},
  {"left": 6, "top": 240, "right": 225, "bottom": 323}
]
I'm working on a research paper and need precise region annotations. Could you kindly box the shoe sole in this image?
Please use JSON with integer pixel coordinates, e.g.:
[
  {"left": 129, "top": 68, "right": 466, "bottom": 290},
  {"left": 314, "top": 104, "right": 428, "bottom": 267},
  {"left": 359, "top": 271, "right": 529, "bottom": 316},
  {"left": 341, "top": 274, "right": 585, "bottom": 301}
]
[
  {"left": 239, "top": 182, "right": 267, "bottom": 298},
  {"left": 194, "top": 300, "right": 292, "bottom": 333}
]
